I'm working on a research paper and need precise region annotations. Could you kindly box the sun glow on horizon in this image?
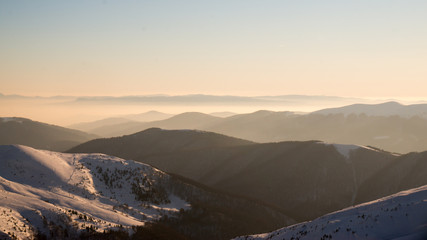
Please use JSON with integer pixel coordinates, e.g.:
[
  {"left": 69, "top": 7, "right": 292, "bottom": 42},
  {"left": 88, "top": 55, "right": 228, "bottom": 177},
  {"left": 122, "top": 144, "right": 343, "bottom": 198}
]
[{"left": 1, "top": 1, "right": 427, "bottom": 99}]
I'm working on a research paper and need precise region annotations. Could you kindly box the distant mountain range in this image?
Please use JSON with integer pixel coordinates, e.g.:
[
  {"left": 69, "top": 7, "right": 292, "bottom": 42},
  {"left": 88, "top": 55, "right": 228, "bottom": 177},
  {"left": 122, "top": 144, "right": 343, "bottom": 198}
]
[
  {"left": 69, "top": 128, "right": 427, "bottom": 222},
  {"left": 2, "top": 93, "right": 383, "bottom": 126},
  {"left": 68, "top": 111, "right": 174, "bottom": 133},
  {"left": 0, "top": 145, "right": 294, "bottom": 240},
  {"left": 234, "top": 185, "right": 427, "bottom": 240},
  {"left": 0, "top": 117, "right": 98, "bottom": 151},
  {"left": 0, "top": 93, "right": 368, "bottom": 106},
  {"left": 68, "top": 117, "right": 139, "bottom": 133},
  {"left": 70, "top": 94, "right": 365, "bottom": 105},
  {"left": 3, "top": 99, "right": 427, "bottom": 157},
  {"left": 313, "top": 101, "right": 427, "bottom": 118},
  {"left": 121, "top": 110, "right": 174, "bottom": 122},
  {"left": 68, "top": 102, "right": 427, "bottom": 153},
  {"left": 77, "top": 112, "right": 223, "bottom": 137},
  {"left": 205, "top": 109, "right": 427, "bottom": 153}
]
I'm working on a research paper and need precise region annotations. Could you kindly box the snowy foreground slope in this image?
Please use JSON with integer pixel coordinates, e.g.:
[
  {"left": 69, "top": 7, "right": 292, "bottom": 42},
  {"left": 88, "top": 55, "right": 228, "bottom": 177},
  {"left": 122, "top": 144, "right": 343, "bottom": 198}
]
[
  {"left": 0, "top": 145, "right": 189, "bottom": 238},
  {"left": 234, "top": 185, "right": 427, "bottom": 240}
]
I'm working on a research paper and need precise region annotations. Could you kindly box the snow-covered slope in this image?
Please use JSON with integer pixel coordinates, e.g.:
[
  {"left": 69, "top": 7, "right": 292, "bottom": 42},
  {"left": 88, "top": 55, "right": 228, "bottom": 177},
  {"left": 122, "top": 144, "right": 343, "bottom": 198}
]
[
  {"left": 0, "top": 145, "right": 294, "bottom": 240},
  {"left": 234, "top": 185, "right": 427, "bottom": 240},
  {"left": 0, "top": 145, "right": 189, "bottom": 238},
  {"left": 327, "top": 143, "right": 394, "bottom": 160}
]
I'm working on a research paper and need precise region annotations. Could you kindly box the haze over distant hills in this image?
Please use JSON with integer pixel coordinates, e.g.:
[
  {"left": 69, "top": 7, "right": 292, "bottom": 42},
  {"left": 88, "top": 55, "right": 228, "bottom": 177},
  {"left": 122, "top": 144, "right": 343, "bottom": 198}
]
[
  {"left": 70, "top": 94, "right": 366, "bottom": 105},
  {"left": 208, "top": 111, "right": 237, "bottom": 118},
  {"left": 68, "top": 117, "right": 139, "bottom": 133},
  {"left": 120, "top": 110, "right": 174, "bottom": 122},
  {"left": 68, "top": 111, "right": 174, "bottom": 133},
  {"left": 69, "top": 102, "right": 427, "bottom": 153},
  {"left": 67, "top": 128, "right": 427, "bottom": 222},
  {"left": 205, "top": 109, "right": 427, "bottom": 153},
  {"left": 74, "top": 112, "right": 222, "bottom": 137},
  {"left": 313, "top": 101, "right": 427, "bottom": 118},
  {"left": 0, "top": 117, "right": 98, "bottom": 151},
  {"left": 0, "top": 93, "right": 391, "bottom": 126}
]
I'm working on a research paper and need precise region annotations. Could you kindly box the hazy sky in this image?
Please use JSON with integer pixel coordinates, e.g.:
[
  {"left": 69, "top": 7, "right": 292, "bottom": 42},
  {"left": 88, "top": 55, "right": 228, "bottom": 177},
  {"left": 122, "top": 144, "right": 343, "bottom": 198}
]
[{"left": 1, "top": 0, "right": 426, "bottom": 98}]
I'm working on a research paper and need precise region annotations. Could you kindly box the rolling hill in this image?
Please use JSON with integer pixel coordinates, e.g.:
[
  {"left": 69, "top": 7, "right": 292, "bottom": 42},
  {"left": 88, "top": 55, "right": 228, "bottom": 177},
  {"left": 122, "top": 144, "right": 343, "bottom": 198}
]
[
  {"left": 0, "top": 117, "right": 98, "bottom": 151},
  {"left": 80, "top": 112, "right": 222, "bottom": 137},
  {"left": 313, "top": 101, "right": 427, "bottom": 118},
  {"left": 68, "top": 117, "right": 138, "bottom": 133},
  {"left": 121, "top": 110, "right": 174, "bottom": 122},
  {"left": 68, "top": 111, "right": 174, "bottom": 134},
  {"left": 204, "top": 110, "right": 427, "bottom": 154}
]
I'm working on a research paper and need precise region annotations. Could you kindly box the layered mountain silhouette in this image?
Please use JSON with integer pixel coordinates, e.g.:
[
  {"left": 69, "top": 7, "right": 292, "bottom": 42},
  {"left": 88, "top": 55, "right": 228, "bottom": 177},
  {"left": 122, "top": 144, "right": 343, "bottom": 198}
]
[
  {"left": 313, "top": 101, "right": 427, "bottom": 118},
  {"left": 206, "top": 111, "right": 427, "bottom": 153},
  {"left": 122, "top": 110, "right": 174, "bottom": 122},
  {"left": 79, "top": 112, "right": 222, "bottom": 138},
  {"left": 68, "top": 128, "right": 426, "bottom": 221},
  {"left": 0, "top": 117, "right": 98, "bottom": 151},
  {"left": 68, "top": 111, "right": 174, "bottom": 133},
  {"left": 68, "top": 102, "right": 427, "bottom": 153},
  {"left": 68, "top": 117, "right": 139, "bottom": 133},
  {"left": 0, "top": 145, "right": 294, "bottom": 240}
]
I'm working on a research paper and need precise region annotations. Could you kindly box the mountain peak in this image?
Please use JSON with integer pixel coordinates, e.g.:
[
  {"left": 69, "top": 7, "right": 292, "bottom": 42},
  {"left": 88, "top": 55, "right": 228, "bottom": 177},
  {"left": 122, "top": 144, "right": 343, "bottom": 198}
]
[
  {"left": 378, "top": 101, "right": 403, "bottom": 106},
  {"left": 172, "top": 112, "right": 217, "bottom": 118}
]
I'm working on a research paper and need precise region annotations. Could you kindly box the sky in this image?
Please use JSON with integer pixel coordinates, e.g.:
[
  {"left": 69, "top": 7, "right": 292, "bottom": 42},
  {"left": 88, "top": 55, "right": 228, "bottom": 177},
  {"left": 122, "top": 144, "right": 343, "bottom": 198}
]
[{"left": 1, "top": 0, "right": 427, "bottom": 98}]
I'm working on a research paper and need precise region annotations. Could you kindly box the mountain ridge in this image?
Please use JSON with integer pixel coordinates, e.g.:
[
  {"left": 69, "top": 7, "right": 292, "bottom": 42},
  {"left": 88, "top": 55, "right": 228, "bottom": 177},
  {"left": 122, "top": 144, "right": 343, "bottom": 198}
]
[
  {"left": 313, "top": 101, "right": 427, "bottom": 118},
  {"left": 67, "top": 102, "right": 427, "bottom": 153},
  {"left": 0, "top": 144, "right": 292, "bottom": 239},
  {"left": 68, "top": 129, "right": 401, "bottom": 221},
  {"left": 0, "top": 117, "right": 98, "bottom": 151}
]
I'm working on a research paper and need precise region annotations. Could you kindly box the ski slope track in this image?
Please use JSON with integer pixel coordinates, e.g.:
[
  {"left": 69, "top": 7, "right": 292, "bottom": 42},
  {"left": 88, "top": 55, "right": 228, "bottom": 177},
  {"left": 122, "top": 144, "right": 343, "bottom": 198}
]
[
  {"left": 0, "top": 145, "right": 190, "bottom": 238},
  {"left": 234, "top": 185, "right": 427, "bottom": 240}
]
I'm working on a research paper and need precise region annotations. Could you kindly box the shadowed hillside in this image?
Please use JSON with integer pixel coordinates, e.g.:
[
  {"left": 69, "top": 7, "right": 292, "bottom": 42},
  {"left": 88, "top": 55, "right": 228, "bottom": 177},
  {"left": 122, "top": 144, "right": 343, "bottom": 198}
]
[
  {"left": 356, "top": 151, "right": 427, "bottom": 204},
  {"left": 0, "top": 117, "right": 98, "bottom": 151},
  {"left": 234, "top": 185, "right": 427, "bottom": 240},
  {"left": 69, "top": 129, "right": 400, "bottom": 221},
  {"left": 0, "top": 145, "right": 294, "bottom": 240}
]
